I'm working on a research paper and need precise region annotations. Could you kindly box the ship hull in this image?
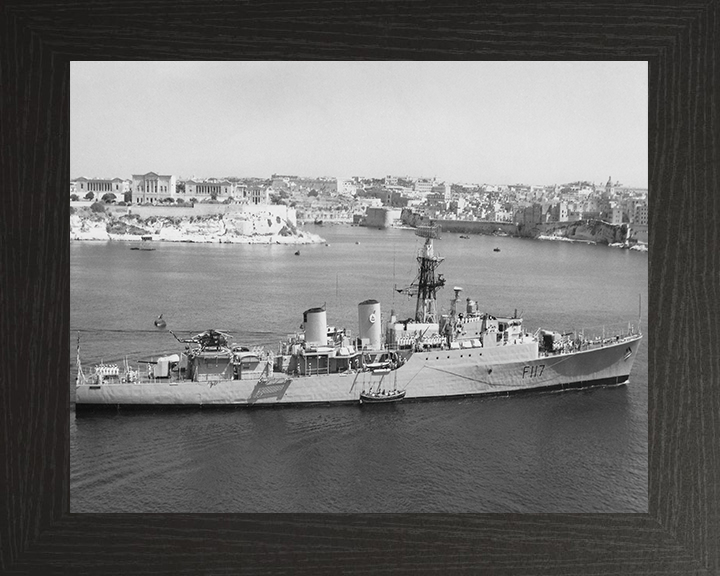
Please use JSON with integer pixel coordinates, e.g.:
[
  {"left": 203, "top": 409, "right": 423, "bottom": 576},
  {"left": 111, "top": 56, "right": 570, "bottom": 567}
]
[{"left": 75, "top": 335, "right": 641, "bottom": 409}]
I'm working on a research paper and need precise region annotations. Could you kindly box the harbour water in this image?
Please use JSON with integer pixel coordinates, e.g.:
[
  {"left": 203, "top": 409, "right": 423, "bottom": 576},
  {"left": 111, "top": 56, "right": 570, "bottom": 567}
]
[{"left": 70, "top": 226, "right": 648, "bottom": 513}]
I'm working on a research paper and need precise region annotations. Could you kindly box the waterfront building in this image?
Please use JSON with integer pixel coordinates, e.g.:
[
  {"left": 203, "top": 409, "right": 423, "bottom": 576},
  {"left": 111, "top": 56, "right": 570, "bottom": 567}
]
[
  {"left": 519, "top": 203, "right": 553, "bottom": 227},
  {"left": 296, "top": 177, "right": 338, "bottom": 195},
  {"left": 336, "top": 178, "right": 357, "bottom": 196},
  {"left": 131, "top": 172, "right": 176, "bottom": 204},
  {"left": 234, "top": 183, "right": 249, "bottom": 202},
  {"left": 634, "top": 202, "right": 648, "bottom": 226},
  {"left": 550, "top": 202, "right": 569, "bottom": 222},
  {"left": 414, "top": 178, "right": 434, "bottom": 197},
  {"left": 583, "top": 197, "right": 599, "bottom": 213},
  {"left": 271, "top": 175, "right": 297, "bottom": 190},
  {"left": 384, "top": 175, "right": 399, "bottom": 186},
  {"left": 74, "top": 177, "right": 129, "bottom": 197},
  {"left": 247, "top": 184, "right": 270, "bottom": 205},
  {"left": 426, "top": 191, "right": 448, "bottom": 211},
  {"left": 431, "top": 183, "right": 451, "bottom": 202},
  {"left": 185, "top": 179, "right": 235, "bottom": 200}
]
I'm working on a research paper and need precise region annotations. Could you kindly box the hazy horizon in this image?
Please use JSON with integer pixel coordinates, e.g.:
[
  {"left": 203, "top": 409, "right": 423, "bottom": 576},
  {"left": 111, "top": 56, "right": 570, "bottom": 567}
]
[{"left": 71, "top": 61, "right": 648, "bottom": 188}]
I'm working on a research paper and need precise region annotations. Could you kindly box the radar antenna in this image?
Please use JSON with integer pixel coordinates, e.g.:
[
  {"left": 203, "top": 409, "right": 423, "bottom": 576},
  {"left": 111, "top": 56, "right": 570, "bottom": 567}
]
[{"left": 398, "top": 225, "right": 445, "bottom": 323}]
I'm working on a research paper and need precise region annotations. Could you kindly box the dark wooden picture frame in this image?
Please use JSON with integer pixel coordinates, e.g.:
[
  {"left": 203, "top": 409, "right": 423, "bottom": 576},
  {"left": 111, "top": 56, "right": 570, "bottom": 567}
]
[{"left": 1, "top": 2, "right": 716, "bottom": 574}]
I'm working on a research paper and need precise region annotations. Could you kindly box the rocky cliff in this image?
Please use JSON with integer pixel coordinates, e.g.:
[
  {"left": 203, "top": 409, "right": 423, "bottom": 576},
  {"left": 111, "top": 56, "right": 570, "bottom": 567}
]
[{"left": 520, "top": 219, "right": 628, "bottom": 244}]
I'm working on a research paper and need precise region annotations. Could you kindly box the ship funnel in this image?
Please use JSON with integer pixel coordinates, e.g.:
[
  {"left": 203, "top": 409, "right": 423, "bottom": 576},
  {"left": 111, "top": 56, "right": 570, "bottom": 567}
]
[
  {"left": 451, "top": 286, "right": 463, "bottom": 316},
  {"left": 466, "top": 298, "right": 478, "bottom": 314},
  {"left": 303, "top": 307, "right": 327, "bottom": 347},
  {"left": 358, "top": 299, "right": 381, "bottom": 350}
]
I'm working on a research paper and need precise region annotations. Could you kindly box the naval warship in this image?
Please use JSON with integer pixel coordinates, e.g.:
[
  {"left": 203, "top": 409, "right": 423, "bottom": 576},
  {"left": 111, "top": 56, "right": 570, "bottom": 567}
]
[{"left": 75, "top": 225, "right": 642, "bottom": 408}]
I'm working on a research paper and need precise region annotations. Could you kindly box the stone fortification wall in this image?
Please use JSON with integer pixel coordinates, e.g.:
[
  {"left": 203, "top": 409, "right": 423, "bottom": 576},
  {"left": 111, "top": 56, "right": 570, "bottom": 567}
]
[
  {"left": 399, "top": 209, "right": 630, "bottom": 245},
  {"left": 108, "top": 203, "right": 296, "bottom": 226},
  {"left": 362, "top": 207, "right": 401, "bottom": 228},
  {"left": 430, "top": 219, "right": 518, "bottom": 235}
]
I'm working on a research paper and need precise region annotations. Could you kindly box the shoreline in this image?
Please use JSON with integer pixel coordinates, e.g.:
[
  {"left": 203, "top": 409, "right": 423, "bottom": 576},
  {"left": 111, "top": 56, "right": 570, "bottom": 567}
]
[
  {"left": 69, "top": 229, "right": 647, "bottom": 251},
  {"left": 537, "top": 234, "right": 648, "bottom": 252},
  {"left": 70, "top": 232, "right": 326, "bottom": 245},
  {"left": 69, "top": 216, "right": 646, "bottom": 252}
]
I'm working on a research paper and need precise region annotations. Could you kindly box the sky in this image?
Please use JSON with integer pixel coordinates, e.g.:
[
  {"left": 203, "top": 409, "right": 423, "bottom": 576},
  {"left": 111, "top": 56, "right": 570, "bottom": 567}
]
[{"left": 71, "top": 61, "right": 648, "bottom": 187}]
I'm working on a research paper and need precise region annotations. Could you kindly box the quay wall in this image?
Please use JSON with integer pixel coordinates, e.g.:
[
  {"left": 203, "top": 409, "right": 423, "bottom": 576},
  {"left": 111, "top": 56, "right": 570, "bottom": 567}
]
[{"left": 429, "top": 219, "right": 518, "bottom": 235}]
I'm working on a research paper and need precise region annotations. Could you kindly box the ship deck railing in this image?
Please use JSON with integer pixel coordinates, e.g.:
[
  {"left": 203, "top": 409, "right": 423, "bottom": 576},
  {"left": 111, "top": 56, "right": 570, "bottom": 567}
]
[{"left": 539, "top": 326, "right": 641, "bottom": 357}]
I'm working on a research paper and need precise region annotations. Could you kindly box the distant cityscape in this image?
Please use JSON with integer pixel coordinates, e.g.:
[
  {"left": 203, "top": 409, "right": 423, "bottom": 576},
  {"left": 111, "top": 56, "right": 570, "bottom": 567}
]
[{"left": 70, "top": 172, "right": 649, "bottom": 234}]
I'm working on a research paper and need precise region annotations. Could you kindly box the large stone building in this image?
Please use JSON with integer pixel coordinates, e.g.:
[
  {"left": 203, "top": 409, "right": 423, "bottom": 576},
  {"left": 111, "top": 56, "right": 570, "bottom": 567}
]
[
  {"left": 549, "top": 202, "right": 569, "bottom": 222},
  {"left": 634, "top": 202, "right": 648, "bottom": 226},
  {"left": 74, "top": 177, "right": 129, "bottom": 198},
  {"left": 185, "top": 179, "right": 235, "bottom": 200},
  {"left": 247, "top": 184, "right": 270, "bottom": 205},
  {"left": 431, "top": 182, "right": 451, "bottom": 202},
  {"left": 414, "top": 178, "right": 434, "bottom": 197},
  {"left": 131, "top": 172, "right": 177, "bottom": 204},
  {"left": 336, "top": 178, "right": 357, "bottom": 196}
]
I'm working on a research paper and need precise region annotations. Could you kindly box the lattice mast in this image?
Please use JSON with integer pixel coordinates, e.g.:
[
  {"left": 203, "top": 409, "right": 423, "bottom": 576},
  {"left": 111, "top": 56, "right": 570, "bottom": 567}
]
[{"left": 414, "top": 225, "right": 445, "bottom": 323}]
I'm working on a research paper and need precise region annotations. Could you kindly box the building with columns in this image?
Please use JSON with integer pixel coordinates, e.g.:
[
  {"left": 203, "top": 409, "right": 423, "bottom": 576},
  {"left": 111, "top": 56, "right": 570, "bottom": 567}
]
[
  {"left": 185, "top": 179, "right": 235, "bottom": 200},
  {"left": 247, "top": 185, "right": 270, "bottom": 205},
  {"left": 131, "top": 172, "right": 177, "bottom": 204},
  {"left": 74, "top": 177, "right": 129, "bottom": 198}
]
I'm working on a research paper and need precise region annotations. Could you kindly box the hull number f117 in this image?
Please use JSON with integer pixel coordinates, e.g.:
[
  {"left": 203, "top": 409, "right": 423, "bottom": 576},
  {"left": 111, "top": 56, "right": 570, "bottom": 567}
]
[{"left": 522, "top": 364, "right": 545, "bottom": 379}]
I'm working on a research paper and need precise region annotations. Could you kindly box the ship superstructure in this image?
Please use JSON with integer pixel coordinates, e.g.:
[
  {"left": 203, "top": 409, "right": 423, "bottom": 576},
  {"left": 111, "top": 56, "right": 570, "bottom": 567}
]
[{"left": 75, "top": 228, "right": 643, "bottom": 408}]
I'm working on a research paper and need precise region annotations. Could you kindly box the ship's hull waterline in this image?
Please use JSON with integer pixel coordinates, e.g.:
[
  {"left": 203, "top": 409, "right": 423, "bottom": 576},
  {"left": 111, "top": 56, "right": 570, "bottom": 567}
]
[{"left": 75, "top": 335, "right": 641, "bottom": 409}]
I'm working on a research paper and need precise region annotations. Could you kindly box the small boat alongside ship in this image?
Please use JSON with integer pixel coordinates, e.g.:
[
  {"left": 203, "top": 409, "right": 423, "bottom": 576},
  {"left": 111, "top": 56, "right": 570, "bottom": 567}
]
[
  {"left": 75, "top": 225, "right": 642, "bottom": 409},
  {"left": 359, "top": 389, "right": 406, "bottom": 404}
]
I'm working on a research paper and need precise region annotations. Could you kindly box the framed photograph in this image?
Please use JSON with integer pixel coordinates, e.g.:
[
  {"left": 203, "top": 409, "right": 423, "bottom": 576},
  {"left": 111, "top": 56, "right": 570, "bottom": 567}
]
[{"left": 2, "top": 2, "right": 716, "bottom": 574}]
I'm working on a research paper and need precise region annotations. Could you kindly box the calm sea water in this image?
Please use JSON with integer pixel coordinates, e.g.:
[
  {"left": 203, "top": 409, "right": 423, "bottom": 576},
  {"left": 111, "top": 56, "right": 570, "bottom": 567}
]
[{"left": 70, "top": 226, "right": 648, "bottom": 513}]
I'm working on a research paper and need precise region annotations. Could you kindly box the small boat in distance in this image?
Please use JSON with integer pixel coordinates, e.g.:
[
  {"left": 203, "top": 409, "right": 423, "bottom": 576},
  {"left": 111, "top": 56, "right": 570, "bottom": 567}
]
[
  {"left": 131, "top": 235, "right": 155, "bottom": 251},
  {"left": 459, "top": 235, "right": 470, "bottom": 239},
  {"left": 493, "top": 247, "right": 501, "bottom": 252},
  {"left": 294, "top": 250, "right": 301, "bottom": 256}
]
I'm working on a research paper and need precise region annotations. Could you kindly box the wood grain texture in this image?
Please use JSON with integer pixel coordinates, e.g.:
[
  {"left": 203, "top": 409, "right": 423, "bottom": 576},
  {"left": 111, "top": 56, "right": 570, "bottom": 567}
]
[{"left": 1, "top": 1, "right": 717, "bottom": 574}]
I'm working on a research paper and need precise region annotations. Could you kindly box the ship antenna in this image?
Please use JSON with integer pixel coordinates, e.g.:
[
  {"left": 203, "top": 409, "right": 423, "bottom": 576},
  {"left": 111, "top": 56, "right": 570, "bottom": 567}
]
[
  {"left": 638, "top": 293, "right": 642, "bottom": 335},
  {"left": 412, "top": 224, "right": 445, "bottom": 323},
  {"left": 75, "top": 331, "right": 82, "bottom": 384},
  {"left": 392, "top": 240, "right": 396, "bottom": 309}
]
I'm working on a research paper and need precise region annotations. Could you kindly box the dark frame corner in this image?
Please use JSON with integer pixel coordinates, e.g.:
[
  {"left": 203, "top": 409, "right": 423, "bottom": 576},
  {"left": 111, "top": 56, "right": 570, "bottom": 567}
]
[{"left": 1, "top": 1, "right": 717, "bottom": 574}]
